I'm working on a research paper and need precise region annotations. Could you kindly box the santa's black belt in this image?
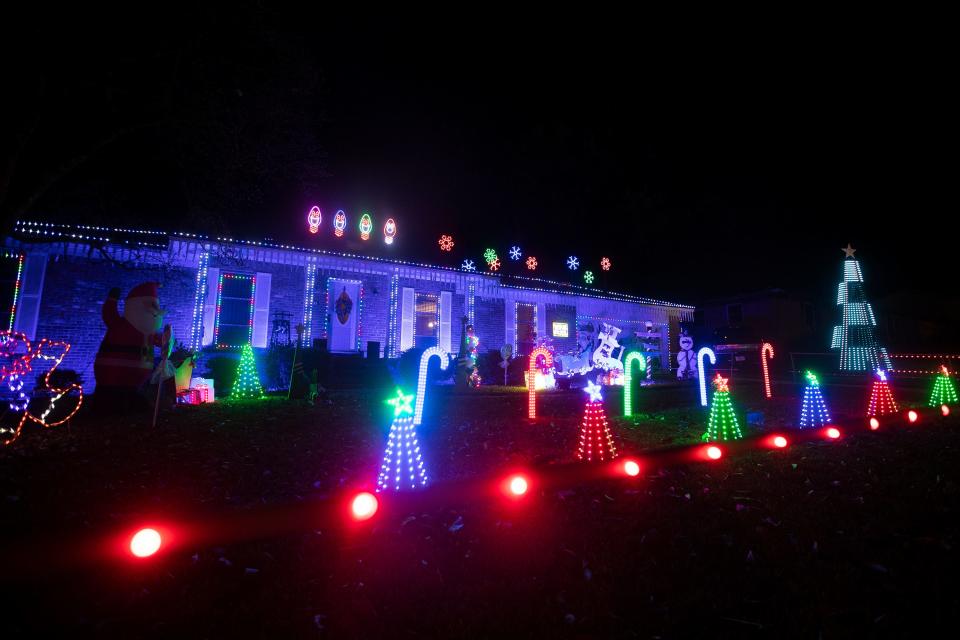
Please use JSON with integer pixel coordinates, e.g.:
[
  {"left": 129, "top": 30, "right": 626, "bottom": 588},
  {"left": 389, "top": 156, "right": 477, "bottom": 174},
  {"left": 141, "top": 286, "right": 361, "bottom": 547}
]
[{"left": 97, "top": 345, "right": 148, "bottom": 356}]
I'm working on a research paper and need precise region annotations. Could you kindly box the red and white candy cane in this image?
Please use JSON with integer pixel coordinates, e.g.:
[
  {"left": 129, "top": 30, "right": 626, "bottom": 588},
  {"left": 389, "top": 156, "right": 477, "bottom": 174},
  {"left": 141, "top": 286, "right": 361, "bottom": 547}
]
[
  {"left": 761, "top": 342, "right": 774, "bottom": 399},
  {"left": 527, "top": 347, "right": 554, "bottom": 419}
]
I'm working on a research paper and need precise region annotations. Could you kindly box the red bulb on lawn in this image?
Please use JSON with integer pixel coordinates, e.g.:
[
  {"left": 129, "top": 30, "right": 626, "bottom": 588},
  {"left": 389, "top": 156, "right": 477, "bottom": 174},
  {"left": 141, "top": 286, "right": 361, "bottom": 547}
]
[
  {"left": 773, "top": 436, "right": 788, "bottom": 448},
  {"left": 508, "top": 475, "right": 529, "bottom": 496},
  {"left": 942, "top": 404, "right": 950, "bottom": 417},
  {"left": 350, "top": 492, "right": 379, "bottom": 521},
  {"left": 826, "top": 427, "right": 841, "bottom": 439},
  {"left": 907, "top": 410, "right": 918, "bottom": 423},
  {"left": 706, "top": 446, "right": 723, "bottom": 460},
  {"left": 623, "top": 460, "right": 641, "bottom": 477},
  {"left": 130, "top": 528, "right": 162, "bottom": 558},
  {"left": 869, "top": 418, "right": 880, "bottom": 430}
]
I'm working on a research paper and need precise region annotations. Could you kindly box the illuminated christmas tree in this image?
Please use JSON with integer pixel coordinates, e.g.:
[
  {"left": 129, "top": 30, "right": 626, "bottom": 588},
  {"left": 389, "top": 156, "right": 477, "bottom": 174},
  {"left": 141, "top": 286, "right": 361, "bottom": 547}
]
[
  {"left": 929, "top": 366, "right": 958, "bottom": 407},
  {"left": 867, "top": 369, "right": 898, "bottom": 417},
  {"left": 230, "top": 344, "right": 264, "bottom": 399},
  {"left": 799, "top": 370, "right": 831, "bottom": 428},
  {"left": 702, "top": 374, "right": 743, "bottom": 442},
  {"left": 831, "top": 244, "right": 891, "bottom": 371},
  {"left": 377, "top": 389, "right": 429, "bottom": 491},
  {"left": 576, "top": 381, "right": 618, "bottom": 462}
]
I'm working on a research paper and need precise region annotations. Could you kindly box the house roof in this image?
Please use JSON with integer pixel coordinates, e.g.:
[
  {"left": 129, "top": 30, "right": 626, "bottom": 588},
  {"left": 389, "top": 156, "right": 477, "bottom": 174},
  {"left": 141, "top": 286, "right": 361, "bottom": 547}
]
[{"left": 9, "top": 219, "right": 694, "bottom": 310}]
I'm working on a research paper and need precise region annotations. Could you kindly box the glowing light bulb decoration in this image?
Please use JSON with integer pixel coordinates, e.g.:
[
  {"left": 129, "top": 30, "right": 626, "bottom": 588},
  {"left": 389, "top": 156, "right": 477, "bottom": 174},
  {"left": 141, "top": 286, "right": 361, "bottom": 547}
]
[
  {"left": 527, "top": 347, "right": 554, "bottom": 419},
  {"left": 576, "top": 381, "right": 618, "bottom": 462},
  {"left": 461, "top": 259, "right": 476, "bottom": 272},
  {"left": 509, "top": 246, "right": 522, "bottom": 260},
  {"left": 867, "top": 369, "right": 899, "bottom": 417},
  {"left": 307, "top": 206, "right": 321, "bottom": 234},
  {"left": 600, "top": 257, "right": 611, "bottom": 271},
  {"left": 567, "top": 256, "right": 579, "bottom": 270},
  {"left": 333, "top": 210, "right": 346, "bottom": 237},
  {"left": 703, "top": 374, "right": 743, "bottom": 442},
  {"left": 760, "top": 342, "right": 774, "bottom": 399},
  {"left": 439, "top": 235, "right": 455, "bottom": 251},
  {"left": 623, "top": 351, "right": 646, "bottom": 417},
  {"left": 526, "top": 256, "right": 537, "bottom": 270},
  {"left": 929, "top": 365, "right": 958, "bottom": 406},
  {"left": 799, "top": 370, "right": 831, "bottom": 428},
  {"left": 583, "top": 271, "right": 594, "bottom": 285},
  {"left": 359, "top": 213, "right": 373, "bottom": 240},
  {"left": 377, "top": 388, "right": 428, "bottom": 492},
  {"left": 414, "top": 347, "right": 450, "bottom": 426},
  {"left": 697, "top": 347, "right": 717, "bottom": 407},
  {"left": 383, "top": 218, "right": 397, "bottom": 245}
]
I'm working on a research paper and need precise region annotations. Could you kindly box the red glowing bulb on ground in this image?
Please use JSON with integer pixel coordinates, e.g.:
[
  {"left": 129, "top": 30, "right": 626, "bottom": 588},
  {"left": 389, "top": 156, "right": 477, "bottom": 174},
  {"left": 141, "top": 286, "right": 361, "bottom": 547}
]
[
  {"left": 623, "top": 460, "right": 641, "bottom": 477},
  {"left": 706, "top": 446, "right": 723, "bottom": 460},
  {"left": 942, "top": 404, "right": 950, "bottom": 417},
  {"left": 907, "top": 410, "right": 918, "bottom": 423},
  {"left": 508, "top": 475, "right": 529, "bottom": 496},
  {"left": 826, "top": 427, "right": 841, "bottom": 439},
  {"left": 350, "top": 492, "right": 379, "bottom": 521},
  {"left": 869, "top": 417, "right": 880, "bottom": 430},
  {"left": 130, "top": 528, "right": 162, "bottom": 558},
  {"left": 773, "top": 436, "right": 788, "bottom": 448}
]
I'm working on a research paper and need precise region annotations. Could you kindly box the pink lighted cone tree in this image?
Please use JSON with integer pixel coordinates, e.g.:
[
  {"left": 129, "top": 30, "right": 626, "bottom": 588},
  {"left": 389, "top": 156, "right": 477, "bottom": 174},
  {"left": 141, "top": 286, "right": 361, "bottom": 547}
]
[{"left": 576, "top": 381, "right": 618, "bottom": 462}]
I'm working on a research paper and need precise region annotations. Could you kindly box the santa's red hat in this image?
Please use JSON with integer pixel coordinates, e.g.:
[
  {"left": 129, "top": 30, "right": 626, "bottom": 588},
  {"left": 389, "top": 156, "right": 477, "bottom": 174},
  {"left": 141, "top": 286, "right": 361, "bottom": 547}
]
[{"left": 127, "top": 282, "right": 160, "bottom": 299}]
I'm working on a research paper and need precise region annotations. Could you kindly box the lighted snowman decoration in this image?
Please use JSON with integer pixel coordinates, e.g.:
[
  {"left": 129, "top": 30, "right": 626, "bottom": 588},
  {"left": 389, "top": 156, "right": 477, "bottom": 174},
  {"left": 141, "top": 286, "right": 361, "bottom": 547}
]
[{"left": 676, "top": 331, "right": 698, "bottom": 380}]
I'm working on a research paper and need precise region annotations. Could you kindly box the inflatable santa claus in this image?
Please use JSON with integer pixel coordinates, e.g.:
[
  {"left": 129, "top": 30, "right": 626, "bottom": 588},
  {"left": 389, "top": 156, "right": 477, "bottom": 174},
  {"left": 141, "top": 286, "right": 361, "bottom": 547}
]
[{"left": 94, "top": 283, "right": 171, "bottom": 399}]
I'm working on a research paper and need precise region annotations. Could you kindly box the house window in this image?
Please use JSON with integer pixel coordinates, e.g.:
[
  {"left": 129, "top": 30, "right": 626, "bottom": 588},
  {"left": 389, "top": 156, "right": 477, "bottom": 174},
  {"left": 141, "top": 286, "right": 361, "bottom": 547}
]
[
  {"left": 516, "top": 303, "right": 537, "bottom": 356},
  {"left": 414, "top": 293, "right": 439, "bottom": 350},
  {"left": 214, "top": 273, "right": 255, "bottom": 348},
  {"left": 726, "top": 304, "right": 742, "bottom": 326},
  {"left": 552, "top": 321, "right": 569, "bottom": 338}
]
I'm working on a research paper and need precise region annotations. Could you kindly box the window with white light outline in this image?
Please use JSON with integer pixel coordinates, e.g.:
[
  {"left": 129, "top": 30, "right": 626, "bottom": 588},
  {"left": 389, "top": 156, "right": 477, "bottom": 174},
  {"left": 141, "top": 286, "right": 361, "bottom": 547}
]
[
  {"left": 214, "top": 273, "right": 256, "bottom": 348},
  {"left": 414, "top": 293, "right": 439, "bottom": 350}
]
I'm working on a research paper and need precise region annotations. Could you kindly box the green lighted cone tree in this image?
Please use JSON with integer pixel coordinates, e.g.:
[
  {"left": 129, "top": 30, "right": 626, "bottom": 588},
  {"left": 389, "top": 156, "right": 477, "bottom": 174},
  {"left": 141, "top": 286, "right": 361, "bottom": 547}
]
[
  {"left": 702, "top": 373, "right": 743, "bottom": 442},
  {"left": 929, "top": 366, "right": 958, "bottom": 406},
  {"left": 231, "top": 344, "right": 264, "bottom": 399}
]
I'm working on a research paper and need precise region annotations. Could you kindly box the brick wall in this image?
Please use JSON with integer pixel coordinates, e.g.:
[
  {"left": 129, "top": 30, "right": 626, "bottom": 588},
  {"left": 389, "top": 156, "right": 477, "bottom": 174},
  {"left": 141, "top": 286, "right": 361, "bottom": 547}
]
[
  {"left": 35, "top": 253, "right": 197, "bottom": 391},
  {"left": 474, "top": 296, "right": 505, "bottom": 355}
]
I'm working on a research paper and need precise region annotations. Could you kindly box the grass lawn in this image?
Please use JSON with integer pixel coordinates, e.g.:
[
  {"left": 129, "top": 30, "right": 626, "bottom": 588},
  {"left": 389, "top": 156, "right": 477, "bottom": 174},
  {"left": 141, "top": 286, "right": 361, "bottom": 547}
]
[{"left": 1, "top": 377, "right": 958, "bottom": 637}]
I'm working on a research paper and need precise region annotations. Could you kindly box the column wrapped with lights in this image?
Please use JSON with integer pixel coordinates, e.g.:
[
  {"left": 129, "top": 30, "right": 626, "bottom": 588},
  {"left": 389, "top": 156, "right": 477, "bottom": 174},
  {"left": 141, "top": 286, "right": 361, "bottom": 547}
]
[
  {"left": 799, "top": 370, "right": 831, "bottom": 428},
  {"left": 576, "top": 381, "right": 618, "bottom": 462},
  {"left": 929, "top": 365, "right": 958, "bottom": 406},
  {"left": 189, "top": 250, "right": 210, "bottom": 350},
  {"left": 703, "top": 374, "right": 743, "bottom": 442},
  {"left": 867, "top": 369, "right": 898, "bottom": 417},
  {"left": 230, "top": 344, "right": 264, "bottom": 399},
  {"left": 302, "top": 263, "right": 317, "bottom": 346},
  {"left": 7, "top": 253, "right": 24, "bottom": 331},
  {"left": 377, "top": 388, "right": 428, "bottom": 491}
]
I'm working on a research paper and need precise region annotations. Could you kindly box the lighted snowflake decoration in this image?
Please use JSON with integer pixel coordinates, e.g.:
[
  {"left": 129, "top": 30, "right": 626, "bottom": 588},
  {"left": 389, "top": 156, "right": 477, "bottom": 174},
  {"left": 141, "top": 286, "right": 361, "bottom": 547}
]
[
  {"left": 483, "top": 248, "right": 498, "bottom": 265},
  {"left": 526, "top": 256, "right": 537, "bottom": 270},
  {"left": 509, "top": 246, "right": 522, "bottom": 260},
  {"left": 488, "top": 258, "right": 501, "bottom": 272},
  {"left": 600, "top": 257, "right": 611, "bottom": 271},
  {"left": 566, "top": 256, "right": 579, "bottom": 270},
  {"left": 439, "top": 235, "right": 455, "bottom": 252},
  {"left": 583, "top": 270, "right": 594, "bottom": 284},
  {"left": 461, "top": 259, "right": 476, "bottom": 272}
]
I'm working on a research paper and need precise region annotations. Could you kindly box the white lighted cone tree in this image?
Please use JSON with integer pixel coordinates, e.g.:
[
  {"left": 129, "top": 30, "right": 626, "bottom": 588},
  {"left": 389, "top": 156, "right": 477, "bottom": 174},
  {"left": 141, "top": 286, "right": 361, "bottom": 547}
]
[{"left": 831, "top": 244, "right": 891, "bottom": 371}]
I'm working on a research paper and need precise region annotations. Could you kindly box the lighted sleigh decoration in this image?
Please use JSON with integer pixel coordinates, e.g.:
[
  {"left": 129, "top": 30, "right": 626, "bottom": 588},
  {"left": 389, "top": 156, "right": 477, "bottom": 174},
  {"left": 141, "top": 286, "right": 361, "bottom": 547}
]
[
  {"left": 555, "top": 321, "right": 626, "bottom": 385},
  {"left": 1, "top": 330, "right": 84, "bottom": 446}
]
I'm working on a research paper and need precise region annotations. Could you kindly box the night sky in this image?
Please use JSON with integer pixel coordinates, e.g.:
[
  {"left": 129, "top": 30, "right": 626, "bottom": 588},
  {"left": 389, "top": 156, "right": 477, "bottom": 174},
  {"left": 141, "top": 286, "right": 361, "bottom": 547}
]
[{"left": 2, "top": 9, "right": 952, "bottom": 306}]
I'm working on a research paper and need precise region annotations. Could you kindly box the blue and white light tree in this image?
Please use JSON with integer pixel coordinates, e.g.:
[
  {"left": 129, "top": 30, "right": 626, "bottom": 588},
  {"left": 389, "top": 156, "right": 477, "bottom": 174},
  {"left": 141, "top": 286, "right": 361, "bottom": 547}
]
[{"left": 831, "top": 244, "right": 891, "bottom": 371}]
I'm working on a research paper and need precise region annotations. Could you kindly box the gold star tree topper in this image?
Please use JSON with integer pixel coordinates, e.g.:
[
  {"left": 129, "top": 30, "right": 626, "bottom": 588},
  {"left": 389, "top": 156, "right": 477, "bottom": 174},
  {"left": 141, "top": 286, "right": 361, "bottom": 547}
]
[{"left": 842, "top": 243, "right": 856, "bottom": 258}]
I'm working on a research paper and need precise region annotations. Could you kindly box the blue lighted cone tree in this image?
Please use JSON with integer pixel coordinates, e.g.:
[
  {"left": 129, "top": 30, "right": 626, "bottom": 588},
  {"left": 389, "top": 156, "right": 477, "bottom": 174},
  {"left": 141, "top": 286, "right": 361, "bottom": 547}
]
[
  {"left": 831, "top": 244, "right": 892, "bottom": 371},
  {"left": 377, "top": 389, "right": 429, "bottom": 491},
  {"left": 929, "top": 366, "right": 958, "bottom": 407},
  {"left": 799, "top": 370, "right": 831, "bottom": 428},
  {"left": 230, "top": 344, "right": 264, "bottom": 399},
  {"left": 702, "top": 374, "right": 743, "bottom": 442}
]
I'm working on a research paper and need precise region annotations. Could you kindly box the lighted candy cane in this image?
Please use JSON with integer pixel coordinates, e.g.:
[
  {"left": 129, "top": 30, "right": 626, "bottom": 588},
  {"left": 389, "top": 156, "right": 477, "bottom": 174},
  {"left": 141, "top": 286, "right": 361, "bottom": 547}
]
[
  {"left": 697, "top": 347, "right": 717, "bottom": 407},
  {"left": 414, "top": 346, "right": 450, "bottom": 426},
  {"left": 760, "top": 342, "right": 774, "bottom": 399},
  {"left": 527, "top": 347, "right": 554, "bottom": 419},
  {"left": 622, "top": 351, "right": 646, "bottom": 417}
]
